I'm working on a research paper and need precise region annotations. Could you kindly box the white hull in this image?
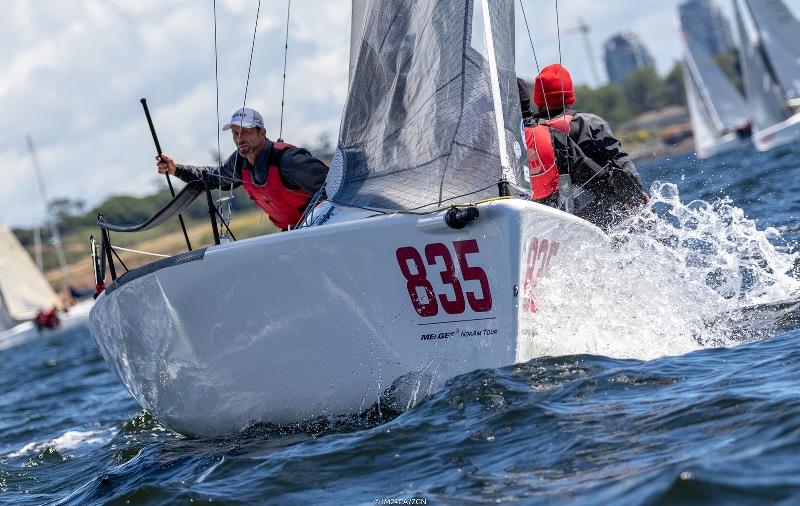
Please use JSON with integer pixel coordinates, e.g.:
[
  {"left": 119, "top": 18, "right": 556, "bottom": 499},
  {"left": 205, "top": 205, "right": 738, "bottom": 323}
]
[
  {"left": 753, "top": 112, "right": 800, "bottom": 151},
  {"left": 696, "top": 132, "right": 750, "bottom": 159},
  {"left": 89, "top": 200, "right": 605, "bottom": 437}
]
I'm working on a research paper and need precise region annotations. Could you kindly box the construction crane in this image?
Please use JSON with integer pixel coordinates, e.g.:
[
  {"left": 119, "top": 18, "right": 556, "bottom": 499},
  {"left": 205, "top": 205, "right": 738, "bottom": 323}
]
[{"left": 563, "top": 17, "right": 603, "bottom": 86}]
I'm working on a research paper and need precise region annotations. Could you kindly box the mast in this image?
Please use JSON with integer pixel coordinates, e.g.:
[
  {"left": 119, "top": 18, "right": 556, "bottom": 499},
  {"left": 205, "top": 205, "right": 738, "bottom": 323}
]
[
  {"left": 479, "top": 0, "right": 512, "bottom": 182},
  {"left": 26, "top": 135, "right": 72, "bottom": 289},
  {"left": 33, "top": 226, "right": 43, "bottom": 272}
]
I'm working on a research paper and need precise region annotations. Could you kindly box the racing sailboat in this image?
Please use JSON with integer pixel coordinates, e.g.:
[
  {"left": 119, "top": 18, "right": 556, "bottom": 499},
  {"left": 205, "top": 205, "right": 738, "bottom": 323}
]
[
  {"left": 88, "top": 0, "right": 608, "bottom": 437},
  {"left": 680, "top": 30, "right": 750, "bottom": 159},
  {"left": 0, "top": 223, "right": 60, "bottom": 332},
  {"left": 734, "top": 0, "right": 800, "bottom": 151}
]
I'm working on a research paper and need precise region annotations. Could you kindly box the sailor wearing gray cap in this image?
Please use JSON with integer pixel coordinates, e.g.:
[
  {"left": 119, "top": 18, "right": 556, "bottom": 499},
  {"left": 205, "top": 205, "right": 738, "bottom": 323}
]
[
  {"left": 221, "top": 107, "right": 265, "bottom": 130},
  {"left": 156, "top": 107, "right": 328, "bottom": 230}
]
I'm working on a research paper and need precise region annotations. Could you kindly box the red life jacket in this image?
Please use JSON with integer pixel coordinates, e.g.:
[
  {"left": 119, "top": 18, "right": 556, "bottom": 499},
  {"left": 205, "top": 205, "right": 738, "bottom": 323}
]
[
  {"left": 525, "top": 114, "right": 573, "bottom": 200},
  {"left": 241, "top": 142, "right": 312, "bottom": 230}
]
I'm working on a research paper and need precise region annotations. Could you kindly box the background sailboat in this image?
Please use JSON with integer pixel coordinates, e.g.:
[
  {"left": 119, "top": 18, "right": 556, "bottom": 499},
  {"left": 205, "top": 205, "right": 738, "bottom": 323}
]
[
  {"left": 0, "top": 223, "right": 60, "bottom": 332},
  {"left": 681, "top": 30, "right": 751, "bottom": 159},
  {"left": 735, "top": 0, "right": 800, "bottom": 151}
]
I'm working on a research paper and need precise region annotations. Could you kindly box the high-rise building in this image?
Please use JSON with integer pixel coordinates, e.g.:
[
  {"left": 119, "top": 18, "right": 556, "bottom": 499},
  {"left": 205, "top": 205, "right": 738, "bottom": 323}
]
[
  {"left": 603, "top": 32, "right": 656, "bottom": 84},
  {"left": 678, "top": 0, "right": 734, "bottom": 56}
]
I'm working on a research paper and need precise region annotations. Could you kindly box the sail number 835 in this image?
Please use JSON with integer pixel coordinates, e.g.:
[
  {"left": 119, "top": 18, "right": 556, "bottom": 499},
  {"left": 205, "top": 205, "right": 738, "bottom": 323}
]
[{"left": 395, "top": 239, "right": 492, "bottom": 317}]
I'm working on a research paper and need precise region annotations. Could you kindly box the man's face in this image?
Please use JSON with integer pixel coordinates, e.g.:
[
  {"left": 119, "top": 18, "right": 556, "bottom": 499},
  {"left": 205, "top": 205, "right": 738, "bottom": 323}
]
[{"left": 230, "top": 125, "right": 266, "bottom": 158}]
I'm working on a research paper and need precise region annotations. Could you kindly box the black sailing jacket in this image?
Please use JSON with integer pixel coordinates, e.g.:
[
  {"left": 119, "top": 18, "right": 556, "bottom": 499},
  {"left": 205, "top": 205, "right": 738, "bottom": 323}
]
[{"left": 528, "top": 108, "right": 648, "bottom": 230}]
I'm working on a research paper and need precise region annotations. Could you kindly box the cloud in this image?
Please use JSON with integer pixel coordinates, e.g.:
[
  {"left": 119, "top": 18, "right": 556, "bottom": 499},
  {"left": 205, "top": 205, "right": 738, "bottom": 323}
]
[{"left": 0, "top": 0, "right": 350, "bottom": 227}]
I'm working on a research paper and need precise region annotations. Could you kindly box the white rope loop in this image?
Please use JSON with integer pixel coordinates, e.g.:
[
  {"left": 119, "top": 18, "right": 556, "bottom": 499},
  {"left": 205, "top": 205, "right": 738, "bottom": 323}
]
[{"left": 111, "top": 246, "right": 169, "bottom": 258}]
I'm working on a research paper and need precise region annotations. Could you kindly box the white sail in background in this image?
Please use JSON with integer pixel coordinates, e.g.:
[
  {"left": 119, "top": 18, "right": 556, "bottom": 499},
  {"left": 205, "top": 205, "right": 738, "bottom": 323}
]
[
  {"left": 734, "top": 0, "right": 788, "bottom": 131},
  {"left": 743, "top": 0, "right": 800, "bottom": 101},
  {"left": 0, "top": 223, "right": 59, "bottom": 330},
  {"left": 683, "top": 59, "right": 719, "bottom": 152},
  {"left": 683, "top": 34, "right": 749, "bottom": 133}
]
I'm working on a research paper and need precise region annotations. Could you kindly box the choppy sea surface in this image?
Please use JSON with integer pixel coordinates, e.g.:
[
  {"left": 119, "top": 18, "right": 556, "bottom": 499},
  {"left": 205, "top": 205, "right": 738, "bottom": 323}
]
[{"left": 2, "top": 143, "right": 800, "bottom": 505}]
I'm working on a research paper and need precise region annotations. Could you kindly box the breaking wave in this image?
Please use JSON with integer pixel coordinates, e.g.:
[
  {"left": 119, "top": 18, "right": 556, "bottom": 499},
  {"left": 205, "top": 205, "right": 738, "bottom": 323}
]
[{"left": 533, "top": 181, "right": 800, "bottom": 360}]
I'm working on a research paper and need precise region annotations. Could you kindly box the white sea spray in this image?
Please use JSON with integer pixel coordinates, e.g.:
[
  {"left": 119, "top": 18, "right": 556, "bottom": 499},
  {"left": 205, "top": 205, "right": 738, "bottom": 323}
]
[{"left": 532, "top": 182, "right": 800, "bottom": 360}]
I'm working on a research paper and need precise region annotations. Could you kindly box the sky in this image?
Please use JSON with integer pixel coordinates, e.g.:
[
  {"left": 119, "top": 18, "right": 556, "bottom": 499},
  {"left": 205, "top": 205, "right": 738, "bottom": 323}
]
[{"left": 1, "top": 0, "right": 798, "bottom": 227}]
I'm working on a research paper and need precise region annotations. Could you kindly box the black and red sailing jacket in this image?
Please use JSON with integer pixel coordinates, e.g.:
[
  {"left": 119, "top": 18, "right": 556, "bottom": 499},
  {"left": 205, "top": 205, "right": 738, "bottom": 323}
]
[
  {"left": 523, "top": 109, "right": 648, "bottom": 229},
  {"left": 241, "top": 142, "right": 313, "bottom": 230}
]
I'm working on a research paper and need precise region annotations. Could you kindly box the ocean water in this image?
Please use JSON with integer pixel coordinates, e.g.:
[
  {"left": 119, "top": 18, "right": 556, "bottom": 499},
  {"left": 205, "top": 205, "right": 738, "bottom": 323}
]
[{"left": 2, "top": 143, "right": 800, "bottom": 505}]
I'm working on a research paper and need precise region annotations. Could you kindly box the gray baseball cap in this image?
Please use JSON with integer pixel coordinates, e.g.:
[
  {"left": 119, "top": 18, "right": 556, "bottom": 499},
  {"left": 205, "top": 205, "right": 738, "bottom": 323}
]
[{"left": 222, "top": 107, "right": 264, "bottom": 130}]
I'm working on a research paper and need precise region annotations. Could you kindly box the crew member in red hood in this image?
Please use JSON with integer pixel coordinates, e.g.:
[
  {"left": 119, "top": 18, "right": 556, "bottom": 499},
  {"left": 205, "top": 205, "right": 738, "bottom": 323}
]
[{"left": 524, "top": 64, "right": 647, "bottom": 230}]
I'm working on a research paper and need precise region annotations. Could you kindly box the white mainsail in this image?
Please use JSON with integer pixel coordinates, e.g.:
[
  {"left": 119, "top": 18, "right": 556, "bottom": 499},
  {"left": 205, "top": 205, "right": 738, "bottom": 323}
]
[
  {"left": 682, "top": 33, "right": 749, "bottom": 133},
  {"left": 743, "top": 0, "right": 800, "bottom": 102},
  {"left": 0, "top": 223, "right": 59, "bottom": 330},
  {"left": 734, "top": 0, "right": 789, "bottom": 131},
  {"left": 330, "top": 0, "right": 528, "bottom": 211}
]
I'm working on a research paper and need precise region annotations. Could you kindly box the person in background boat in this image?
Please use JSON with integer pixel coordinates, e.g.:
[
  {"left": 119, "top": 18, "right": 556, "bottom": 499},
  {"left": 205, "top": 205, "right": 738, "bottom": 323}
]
[
  {"left": 156, "top": 108, "right": 329, "bottom": 231},
  {"left": 523, "top": 64, "right": 648, "bottom": 230},
  {"left": 34, "top": 307, "right": 60, "bottom": 332}
]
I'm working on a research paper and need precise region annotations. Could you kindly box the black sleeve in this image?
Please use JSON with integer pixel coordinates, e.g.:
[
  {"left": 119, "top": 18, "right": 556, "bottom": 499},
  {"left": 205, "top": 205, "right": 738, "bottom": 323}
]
[
  {"left": 517, "top": 77, "right": 533, "bottom": 120},
  {"left": 174, "top": 152, "right": 242, "bottom": 191},
  {"left": 572, "top": 113, "right": 639, "bottom": 177},
  {"left": 279, "top": 148, "right": 329, "bottom": 194}
]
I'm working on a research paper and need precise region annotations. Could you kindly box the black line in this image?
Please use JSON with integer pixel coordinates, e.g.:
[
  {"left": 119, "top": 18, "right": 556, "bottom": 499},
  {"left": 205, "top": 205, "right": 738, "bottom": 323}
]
[{"left": 417, "top": 316, "right": 497, "bottom": 326}]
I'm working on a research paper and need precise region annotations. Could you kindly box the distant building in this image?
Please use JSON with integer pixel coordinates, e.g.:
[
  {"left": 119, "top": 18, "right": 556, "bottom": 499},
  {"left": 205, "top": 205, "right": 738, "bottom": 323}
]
[
  {"left": 678, "top": 0, "right": 734, "bottom": 56},
  {"left": 603, "top": 32, "right": 656, "bottom": 84}
]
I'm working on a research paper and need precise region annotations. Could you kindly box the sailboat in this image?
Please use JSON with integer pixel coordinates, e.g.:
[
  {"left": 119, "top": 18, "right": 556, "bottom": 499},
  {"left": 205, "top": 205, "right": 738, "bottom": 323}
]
[
  {"left": 0, "top": 223, "right": 60, "bottom": 333},
  {"left": 734, "top": 0, "right": 800, "bottom": 151},
  {"left": 680, "top": 30, "right": 751, "bottom": 159},
  {"left": 1, "top": 138, "right": 94, "bottom": 350},
  {"left": 88, "top": 0, "right": 609, "bottom": 437}
]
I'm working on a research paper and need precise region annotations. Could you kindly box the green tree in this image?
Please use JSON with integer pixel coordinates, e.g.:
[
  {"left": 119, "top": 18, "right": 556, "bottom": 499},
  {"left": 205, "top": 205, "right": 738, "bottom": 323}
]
[
  {"left": 662, "top": 62, "right": 686, "bottom": 107},
  {"left": 574, "top": 84, "right": 634, "bottom": 126},
  {"left": 622, "top": 66, "right": 667, "bottom": 113},
  {"left": 48, "top": 197, "right": 87, "bottom": 231}
]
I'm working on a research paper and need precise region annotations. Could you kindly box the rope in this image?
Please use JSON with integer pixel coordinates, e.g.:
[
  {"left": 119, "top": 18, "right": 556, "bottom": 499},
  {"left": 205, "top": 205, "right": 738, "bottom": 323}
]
[
  {"left": 295, "top": 186, "right": 325, "bottom": 228},
  {"left": 213, "top": 0, "right": 221, "bottom": 172},
  {"left": 241, "top": 0, "right": 262, "bottom": 113},
  {"left": 555, "top": 0, "right": 566, "bottom": 115},
  {"left": 221, "top": 0, "right": 262, "bottom": 239},
  {"left": 210, "top": 0, "right": 263, "bottom": 240},
  {"left": 554, "top": 0, "right": 571, "bottom": 208},
  {"left": 518, "top": 0, "right": 540, "bottom": 73},
  {"left": 109, "top": 244, "right": 130, "bottom": 272},
  {"left": 278, "top": 0, "right": 291, "bottom": 142},
  {"left": 212, "top": 0, "right": 226, "bottom": 234},
  {"left": 111, "top": 246, "right": 170, "bottom": 258}
]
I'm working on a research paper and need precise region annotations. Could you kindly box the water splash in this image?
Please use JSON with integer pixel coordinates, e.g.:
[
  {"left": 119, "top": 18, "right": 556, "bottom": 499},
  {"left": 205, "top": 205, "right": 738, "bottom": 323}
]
[{"left": 534, "top": 182, "right": 800, "bottom": 360}]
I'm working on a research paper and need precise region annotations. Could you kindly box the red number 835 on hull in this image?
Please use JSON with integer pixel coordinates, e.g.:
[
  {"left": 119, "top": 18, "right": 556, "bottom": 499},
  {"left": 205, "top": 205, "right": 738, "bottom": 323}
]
[{"left": 395, "top": 239, "right": 493, "bottom": 317}]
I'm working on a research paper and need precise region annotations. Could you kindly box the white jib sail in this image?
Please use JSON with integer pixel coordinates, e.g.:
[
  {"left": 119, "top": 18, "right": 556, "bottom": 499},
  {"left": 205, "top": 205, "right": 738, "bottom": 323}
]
[
  {"left": 682, "top": 59, "right": 719, "bottom": 154},
  {"left": 682, "top": 33, "right": 749, "bottom": 133},
  {"left": 0, "top": 223, "right": 59, "bottom": 326}
]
